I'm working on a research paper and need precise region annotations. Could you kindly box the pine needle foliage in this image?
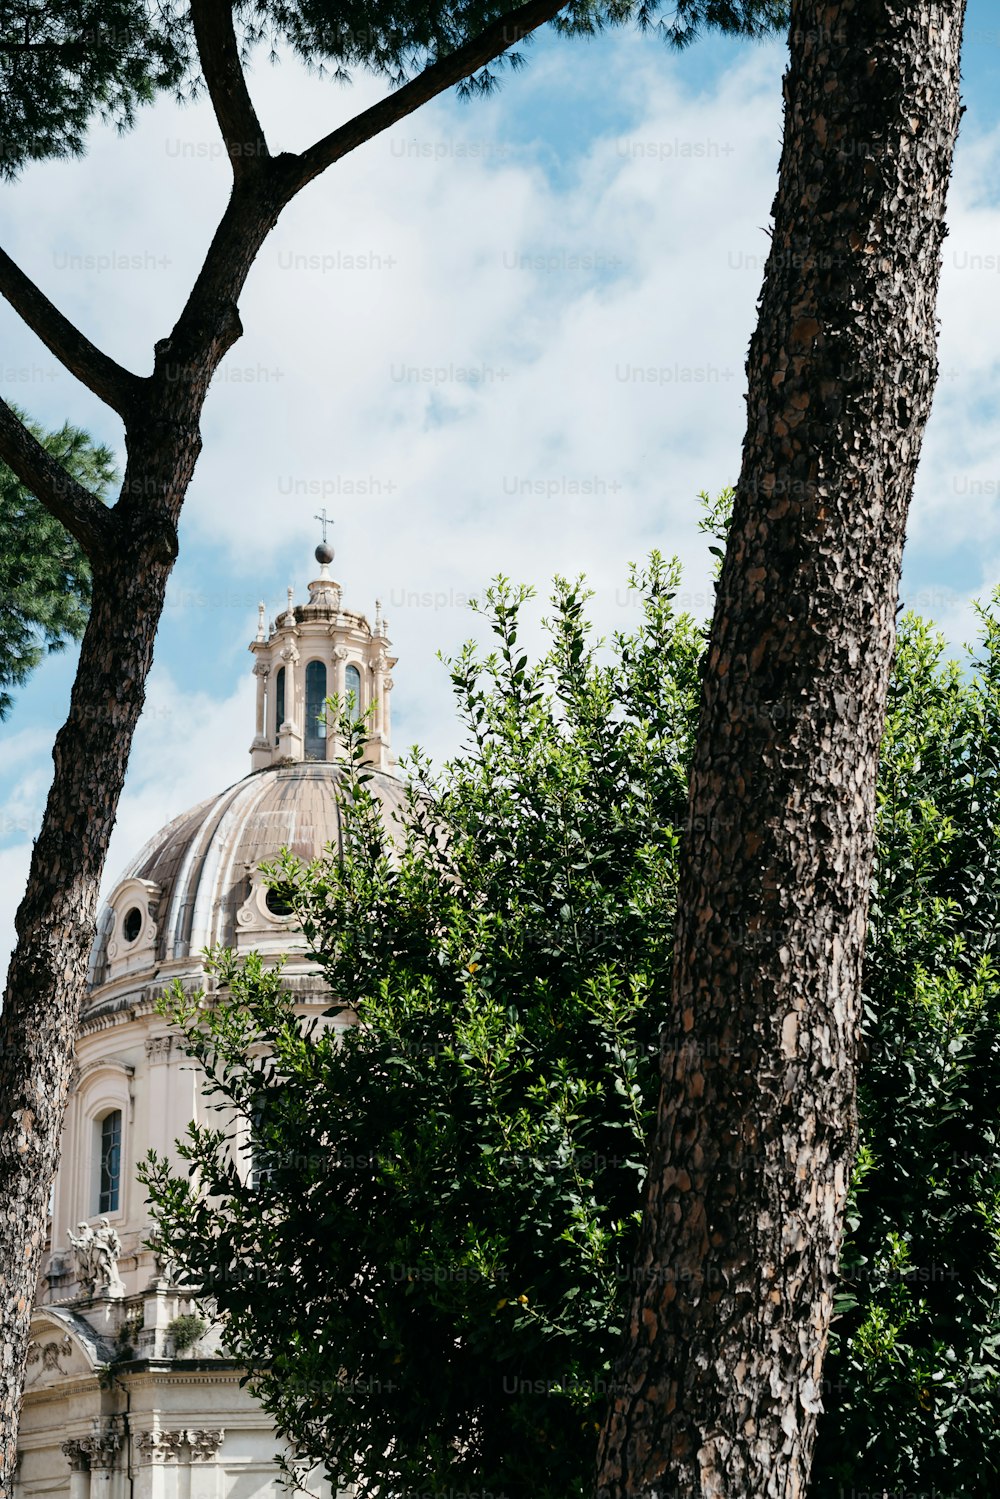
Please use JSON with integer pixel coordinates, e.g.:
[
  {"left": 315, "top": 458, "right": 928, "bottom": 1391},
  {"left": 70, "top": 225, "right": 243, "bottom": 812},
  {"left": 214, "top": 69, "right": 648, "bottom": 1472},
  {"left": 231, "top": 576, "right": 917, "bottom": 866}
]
[
  {"left": 0, "top": 409, "right": 116, "bottom": 718},
  {"left": 0, "top": 0, "right": 789, "bottom": 177}
]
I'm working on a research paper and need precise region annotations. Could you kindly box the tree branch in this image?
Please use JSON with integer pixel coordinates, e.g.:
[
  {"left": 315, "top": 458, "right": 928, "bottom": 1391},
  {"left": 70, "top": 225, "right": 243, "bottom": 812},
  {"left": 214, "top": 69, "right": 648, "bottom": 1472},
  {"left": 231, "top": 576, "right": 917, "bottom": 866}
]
[
  {"left": 0, "top": 247, "right": 143, "bottom": 418},
  {"left": 155, "top": 2, "right": 568, "bottom": 401},
  {"left": 0, "top": 398, "right": 113, "bottom": 562},
  {"left": 190, "top": 0, "right": 269, "bottom": 177},
  {"left": 280, "top": 0, "right": 569, "bottom": 196}
]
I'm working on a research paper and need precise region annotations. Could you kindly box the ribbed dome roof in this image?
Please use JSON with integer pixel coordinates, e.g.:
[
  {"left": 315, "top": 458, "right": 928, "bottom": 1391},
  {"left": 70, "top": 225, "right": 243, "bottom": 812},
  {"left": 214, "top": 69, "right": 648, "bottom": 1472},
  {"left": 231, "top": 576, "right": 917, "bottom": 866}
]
[{"left": 88, "top": 762, "right": 409, "bottom": 987}]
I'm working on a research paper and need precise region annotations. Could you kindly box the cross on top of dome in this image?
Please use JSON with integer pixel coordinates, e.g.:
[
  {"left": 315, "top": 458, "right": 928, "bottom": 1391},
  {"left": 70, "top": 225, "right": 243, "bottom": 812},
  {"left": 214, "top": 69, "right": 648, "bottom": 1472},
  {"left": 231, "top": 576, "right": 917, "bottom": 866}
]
[{"left": 314, "top": 508, "right": 335, "bottom": 566}]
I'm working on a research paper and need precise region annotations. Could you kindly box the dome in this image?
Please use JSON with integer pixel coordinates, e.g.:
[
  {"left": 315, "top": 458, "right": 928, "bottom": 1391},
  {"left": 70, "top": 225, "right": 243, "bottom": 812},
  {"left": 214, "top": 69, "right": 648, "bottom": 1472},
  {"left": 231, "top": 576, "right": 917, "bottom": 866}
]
[{"left": 88, "top": 762, "right": 409, "bottom": 988}]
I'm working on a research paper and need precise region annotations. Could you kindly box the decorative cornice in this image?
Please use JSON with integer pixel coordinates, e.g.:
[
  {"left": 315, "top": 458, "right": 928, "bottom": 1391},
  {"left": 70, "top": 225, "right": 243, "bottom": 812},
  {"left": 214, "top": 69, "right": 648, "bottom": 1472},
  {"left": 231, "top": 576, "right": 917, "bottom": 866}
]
[{"left": 76, "top": 1056, "right": 136, "bottom": 1083}]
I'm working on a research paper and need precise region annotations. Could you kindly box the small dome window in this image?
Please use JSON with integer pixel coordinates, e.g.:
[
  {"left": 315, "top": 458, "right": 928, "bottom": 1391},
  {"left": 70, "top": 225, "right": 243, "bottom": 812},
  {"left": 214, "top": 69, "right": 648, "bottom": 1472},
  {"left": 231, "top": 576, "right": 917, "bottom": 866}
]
[
  {"left": 274, "top": 665, "right": 285, "bottom": 745},
  {"left": 345, "top": 663, "right": 362, "bottom": 722},
  {"left": 264, "top": 886, "right": 294, "bottom": 918},
  {"left": 122, "top": 907, "right": 143, "bottom": 944},
  {"left": 305, "top": 660, "right": 328, "bottom": 759}
]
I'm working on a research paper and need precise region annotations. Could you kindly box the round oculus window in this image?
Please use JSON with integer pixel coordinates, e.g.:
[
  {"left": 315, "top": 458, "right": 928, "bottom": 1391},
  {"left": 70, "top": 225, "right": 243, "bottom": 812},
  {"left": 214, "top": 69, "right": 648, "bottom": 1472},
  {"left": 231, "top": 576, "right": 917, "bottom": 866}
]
[
  {"left": 265, "top": 886, "right": 294, "bottom": 917},
  {"left": 122, "top": 906, "right": 143, "bottom": 943}
]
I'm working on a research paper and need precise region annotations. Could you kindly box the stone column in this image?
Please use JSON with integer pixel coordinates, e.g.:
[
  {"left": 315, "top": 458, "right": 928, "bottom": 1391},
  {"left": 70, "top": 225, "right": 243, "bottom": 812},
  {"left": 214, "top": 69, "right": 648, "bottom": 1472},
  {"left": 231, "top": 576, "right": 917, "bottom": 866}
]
[
  {"left": 253, "top": 661, "right": 268, "bottom": 737},
  {"left": 250, "top": 662, "right": 271, "bottom": 769},
  {"left": 381, "top": 673, "right": 394, "bottom": 753},
  {"left": 277, "top": 644, "right": 301, "bottom": 760},
  {"left": 80, "top": 1430, "right": 119, "bottom": 1499},
  {"left": 61, "top": 1441, "right": 91, "bottom": 1499},
  {"left": 331, "top": 647, "right": 347, "bottom": 760},
  {"left": 187, "top": 1431, "right": 224, "bottom": 1499},
  {"left": 371, "top": 655, "right": 385, "bottom": 741},
  {"left": 135, "top": 1430, "right": 186, "bottom": 1499}
]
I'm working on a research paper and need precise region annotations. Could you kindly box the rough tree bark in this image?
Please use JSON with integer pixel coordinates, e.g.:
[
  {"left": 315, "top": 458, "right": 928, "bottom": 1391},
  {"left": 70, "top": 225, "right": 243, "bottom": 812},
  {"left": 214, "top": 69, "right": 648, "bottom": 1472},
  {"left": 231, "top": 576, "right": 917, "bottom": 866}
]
[
  {"left": 595, "top": 2, "right": 966, "bottom": 1495},
  {"left": 0, "top": 2, "right": 569, "bottom": 1485}
]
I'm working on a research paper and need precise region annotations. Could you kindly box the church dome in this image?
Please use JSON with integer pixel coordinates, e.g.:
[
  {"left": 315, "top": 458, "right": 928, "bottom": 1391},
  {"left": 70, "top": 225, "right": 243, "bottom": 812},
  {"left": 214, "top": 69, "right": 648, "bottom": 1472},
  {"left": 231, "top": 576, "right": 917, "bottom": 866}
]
[
  {"left": 87, "top": 549, "right": 404, "bottom": 994},
  {"left": 88, "top": 762, "right": 409, "bottom": 988}
]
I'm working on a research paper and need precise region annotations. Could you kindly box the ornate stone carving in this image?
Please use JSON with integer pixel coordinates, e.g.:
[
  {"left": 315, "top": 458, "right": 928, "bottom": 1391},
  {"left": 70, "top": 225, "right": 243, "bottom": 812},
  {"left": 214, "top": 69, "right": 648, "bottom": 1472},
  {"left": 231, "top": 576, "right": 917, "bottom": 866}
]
[
  {"left": 136, "top": 1429, "right": 187, "bottom": 1464},
  {"left": 28, "top": 1329, "right": 80, "bottom": 1372},
  {"left": 147, "top": 1228, "right": 181, "bottom": 1287},
  {"left": 253, "top": 660, "right": 270, "bottom": 678},
  {"left": 187, "top": 1429, "right": 224, "bottom": 1460},
  {"left": 79, "top": 1429, "right": 121, "bottom": 1469},
  {"left": 33, "top": 1333, "right": 74, "bottom": 1370},
  {"left": 145, "top": 1035, "right": 173, "bottom": 1061},
  {"left": 61, "top": 1440, "right": 89, "bottom": 1472},
  {"left": 279, "top": 642, "right": 299, "bottom": 664},
  {"left": 68, "top": 1218, "right": 125, "bottom": 1298}
]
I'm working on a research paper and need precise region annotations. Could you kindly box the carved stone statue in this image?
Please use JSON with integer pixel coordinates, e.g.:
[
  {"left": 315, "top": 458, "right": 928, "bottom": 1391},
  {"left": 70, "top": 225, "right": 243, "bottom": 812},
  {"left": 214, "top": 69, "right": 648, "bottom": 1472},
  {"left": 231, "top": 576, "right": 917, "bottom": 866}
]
[
  {"left": 68, "top": 1218, "right": 125, "bottom": 1298},
  {"left": 147, "top": 1227, "right": 186, "bottom": 1288}
]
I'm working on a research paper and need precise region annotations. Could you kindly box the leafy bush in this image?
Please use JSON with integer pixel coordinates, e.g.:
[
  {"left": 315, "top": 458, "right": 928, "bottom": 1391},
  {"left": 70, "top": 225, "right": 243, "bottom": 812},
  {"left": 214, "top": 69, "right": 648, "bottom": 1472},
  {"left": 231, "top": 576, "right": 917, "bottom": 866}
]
[
  {"left": 143, "top": 555, "right": 1000, "bottom": 1497},
  {"left": 166, "top": 1313, "right": 207, "bottom": 1354}
]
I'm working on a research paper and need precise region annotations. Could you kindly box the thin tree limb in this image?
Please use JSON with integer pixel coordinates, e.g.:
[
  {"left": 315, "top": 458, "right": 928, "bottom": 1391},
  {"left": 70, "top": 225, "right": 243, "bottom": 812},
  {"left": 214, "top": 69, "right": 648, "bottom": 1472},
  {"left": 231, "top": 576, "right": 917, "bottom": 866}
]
[
  {"left": 163, "top": 0, "right": 568, "bottom": 375},
  {"left": 190, "top": 0, "right": 269, "bottom": 177},
  {"left": 280, "top": 0, "right": 569, "bottom": 196},
  {"left": 0, "top": 398, "right": 113, "bottom": 561},
  {"left": 0, "top": 246, "right": 143, "bottom": 417}
]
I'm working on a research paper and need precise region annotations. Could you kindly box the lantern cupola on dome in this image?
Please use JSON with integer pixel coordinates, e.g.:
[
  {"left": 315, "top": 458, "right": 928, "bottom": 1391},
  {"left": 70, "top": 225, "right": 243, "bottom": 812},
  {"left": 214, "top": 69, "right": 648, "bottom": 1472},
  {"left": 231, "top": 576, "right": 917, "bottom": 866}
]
[{"left": 249, "top": 537, "right": 396, "bottom": 774}]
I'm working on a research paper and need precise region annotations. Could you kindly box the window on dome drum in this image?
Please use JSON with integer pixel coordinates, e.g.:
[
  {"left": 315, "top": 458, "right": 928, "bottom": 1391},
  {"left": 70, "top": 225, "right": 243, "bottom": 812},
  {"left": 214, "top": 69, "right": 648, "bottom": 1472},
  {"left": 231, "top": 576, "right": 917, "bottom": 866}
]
[
  {"left": 248, "top": 1096, "right": 280, "bottom": 1191},
  {"left": 122, "top": 906, "right": 142, "bottom": 943},
  {"left": 305, "top": 660, "right": 327, "bottom": 759},
  {"left": 274, "top": 665, "right": 285, "bottom": 745},
  {"left": 345, "top": 663, "right": 362, "bottom": 722},
  {"left": 265, "top": 884, "right": 294, "bottom": 917},
  {"left": 98, "top": 1110, "right": 122, "bottom": 1215}
]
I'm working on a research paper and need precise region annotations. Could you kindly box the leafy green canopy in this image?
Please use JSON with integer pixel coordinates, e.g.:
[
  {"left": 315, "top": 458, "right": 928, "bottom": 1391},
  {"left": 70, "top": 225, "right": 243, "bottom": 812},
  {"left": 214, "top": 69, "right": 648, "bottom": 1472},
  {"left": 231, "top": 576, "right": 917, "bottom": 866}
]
[
  {"left": 144, "top": 540, "right": 1000, "bottom": 1497},
  {"left": 810, "top": 611, "right": 1000, "bottom": 1495},
  {"left": 144, "top": 556, "right": 704, "bottom": 1499},
  {"left": 0, "top": 411, "right": 116, "bottom": 719},
  {"left": 0, "top": 0, "right": 789, "bottom": 177}
]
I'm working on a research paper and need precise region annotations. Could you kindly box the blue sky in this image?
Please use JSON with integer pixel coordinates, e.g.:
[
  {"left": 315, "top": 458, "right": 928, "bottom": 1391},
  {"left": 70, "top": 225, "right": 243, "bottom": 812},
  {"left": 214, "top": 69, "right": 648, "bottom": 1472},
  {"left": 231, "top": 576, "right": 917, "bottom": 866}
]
[{"left": 3, "top": 6, "right": 1000, "bottom": 979}]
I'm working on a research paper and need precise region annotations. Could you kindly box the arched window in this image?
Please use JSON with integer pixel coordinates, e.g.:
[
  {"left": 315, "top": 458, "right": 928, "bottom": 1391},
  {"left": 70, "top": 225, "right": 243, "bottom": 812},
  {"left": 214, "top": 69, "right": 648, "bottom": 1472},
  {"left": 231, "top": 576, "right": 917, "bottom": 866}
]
[
  {"left": 98, "top": 1109, "right": 122, "bottom": 1214},
  {"left": 248, "top": 1097, "right": 276, "bottom": 1192},
  {"left": 305, "top": 660, "right": 328, "bottom": 760},
  {"left": 274, "top": 665, "right": 285, "bottom": 745},
  {"left": 344, "top": 663, "right": 362, "bottom": 723}
]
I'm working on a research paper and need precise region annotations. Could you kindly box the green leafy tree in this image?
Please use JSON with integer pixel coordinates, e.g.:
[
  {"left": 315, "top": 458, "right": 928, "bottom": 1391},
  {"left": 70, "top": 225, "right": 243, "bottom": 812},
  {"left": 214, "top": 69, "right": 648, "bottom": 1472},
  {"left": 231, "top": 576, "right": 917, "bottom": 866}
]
[
  {"left": 144, "top": 555, "right": 703, "bottom": 1499},
  {"left": 145, "top": 555, "right": 1000, "bottom": 1496},
  {"left": 809, "top": 609, "right": 1000, "bottom": 1496},
  {"left": 0, "top": 410, "right": 116, "bottom": 719}
]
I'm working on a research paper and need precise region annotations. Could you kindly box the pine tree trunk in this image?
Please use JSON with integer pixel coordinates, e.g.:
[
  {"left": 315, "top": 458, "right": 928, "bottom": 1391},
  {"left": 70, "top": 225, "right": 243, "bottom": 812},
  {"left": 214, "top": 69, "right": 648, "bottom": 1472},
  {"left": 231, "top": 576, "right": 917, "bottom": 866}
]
[
  {"left": 0, "top": 433, "right": 199, "bottom": 1487},
  {"left": 596, "top": 3, "right": 966, "bottom": 1495}
]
